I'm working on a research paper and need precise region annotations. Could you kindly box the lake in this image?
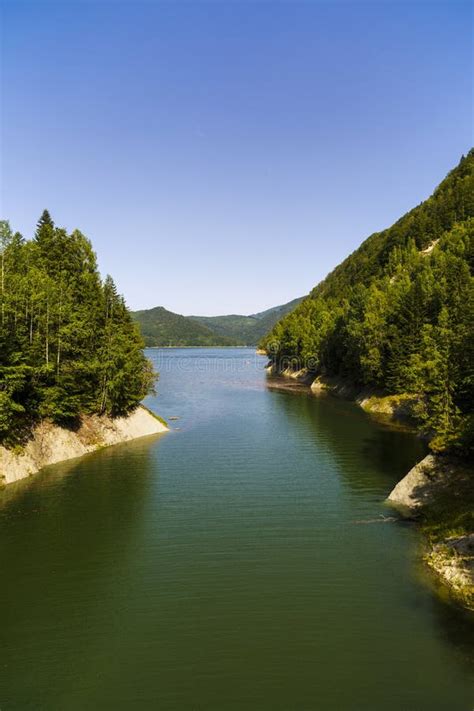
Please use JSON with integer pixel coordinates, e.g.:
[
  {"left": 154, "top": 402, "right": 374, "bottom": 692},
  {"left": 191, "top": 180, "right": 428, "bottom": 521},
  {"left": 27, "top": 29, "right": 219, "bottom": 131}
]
[{"left": 0, "top": 348, "right": 472, "bottom": 710}]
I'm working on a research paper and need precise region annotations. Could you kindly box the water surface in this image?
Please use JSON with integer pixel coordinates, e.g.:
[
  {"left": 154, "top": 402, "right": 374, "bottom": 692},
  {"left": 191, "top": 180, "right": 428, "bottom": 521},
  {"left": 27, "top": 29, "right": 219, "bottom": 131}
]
[{"left": 0, "top": 348, "right": 472, "bottom": 710}]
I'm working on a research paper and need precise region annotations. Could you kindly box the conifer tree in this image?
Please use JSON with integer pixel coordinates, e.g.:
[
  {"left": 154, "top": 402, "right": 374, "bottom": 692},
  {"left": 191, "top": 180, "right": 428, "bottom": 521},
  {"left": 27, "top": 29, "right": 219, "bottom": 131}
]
[
  {"left": 36, "top": 209, "right": 54, "bottom": 234},
  {"left": 261, "top": 151, "right": 474, "bottom": 454},
  {"left": 0, "top": 216, "right": 156, "bottom": 443}
]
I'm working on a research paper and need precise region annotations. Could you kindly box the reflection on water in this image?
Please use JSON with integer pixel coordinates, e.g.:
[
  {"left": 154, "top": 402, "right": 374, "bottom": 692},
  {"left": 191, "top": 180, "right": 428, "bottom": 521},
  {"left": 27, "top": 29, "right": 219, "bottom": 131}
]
[
  {"left": 269, "top": 385, "right": 426, "bottom": 488},
  {"left": 0, "top": 348, "right": 472, "bottom": 711}
]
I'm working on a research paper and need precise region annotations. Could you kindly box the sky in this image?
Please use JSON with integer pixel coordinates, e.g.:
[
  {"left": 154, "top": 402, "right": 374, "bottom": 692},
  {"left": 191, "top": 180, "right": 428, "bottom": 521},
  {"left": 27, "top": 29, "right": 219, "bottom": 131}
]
[{"left": 0, "top": 0, "right": 472, "bottom": 316}]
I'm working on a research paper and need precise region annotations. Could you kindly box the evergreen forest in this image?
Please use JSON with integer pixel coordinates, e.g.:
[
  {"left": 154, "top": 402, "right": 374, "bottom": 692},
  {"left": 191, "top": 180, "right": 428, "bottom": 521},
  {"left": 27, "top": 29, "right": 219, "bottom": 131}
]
[
  {"left": 0, "top": 211, "right": 155, "bottom": 446},
  {"left": 261, "top": 152, "right": 474, "bottom": 454}
]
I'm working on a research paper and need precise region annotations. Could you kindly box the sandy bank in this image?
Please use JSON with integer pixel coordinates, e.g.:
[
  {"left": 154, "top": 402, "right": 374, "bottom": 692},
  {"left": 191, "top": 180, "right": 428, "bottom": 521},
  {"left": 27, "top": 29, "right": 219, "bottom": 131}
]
[{"left": 0, "top": 406, "right": 168, "bottom": 486}]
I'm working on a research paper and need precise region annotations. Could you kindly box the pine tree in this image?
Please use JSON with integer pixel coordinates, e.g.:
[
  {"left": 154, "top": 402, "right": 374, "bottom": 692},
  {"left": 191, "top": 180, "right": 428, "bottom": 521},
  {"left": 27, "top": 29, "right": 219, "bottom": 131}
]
[
  {"left": 0, "top": 219, "right": 157, "bottom": 443},
  {"left": 35, "top": 209, "right": 54, "bottom": 234},
  {"left": 262, "top": 151, "right": 474, "bottom": 454}
]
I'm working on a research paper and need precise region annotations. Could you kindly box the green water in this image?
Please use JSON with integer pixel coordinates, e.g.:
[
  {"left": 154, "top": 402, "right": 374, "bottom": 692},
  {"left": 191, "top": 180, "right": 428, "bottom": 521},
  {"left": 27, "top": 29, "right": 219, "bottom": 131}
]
[{"left": 0, "top": 348, "right": 472, "bottom": 710}]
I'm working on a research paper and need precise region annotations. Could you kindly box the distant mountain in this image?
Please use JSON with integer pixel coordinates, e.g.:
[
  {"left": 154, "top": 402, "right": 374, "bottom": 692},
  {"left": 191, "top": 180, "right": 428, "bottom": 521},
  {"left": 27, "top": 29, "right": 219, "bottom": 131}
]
[
  {"left": 131, "top": 306, "right": 236, "bottom": 347},
  {"left": 190, "top": 297, "right": 303, "bottom": 345},
  {"left": 132, "top": 296, "right": 303, "bottom": 347}
]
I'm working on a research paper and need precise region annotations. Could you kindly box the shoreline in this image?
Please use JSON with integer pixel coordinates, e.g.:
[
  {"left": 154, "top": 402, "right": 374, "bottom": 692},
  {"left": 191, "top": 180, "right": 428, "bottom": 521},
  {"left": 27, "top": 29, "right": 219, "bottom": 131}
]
[
  {"left": 0, "top": 405, "right": 168, "bottom": 487},
  {"left": 265, "top": 363, "right": 474, "bottom": 610},
  {"left": 265, "top": 364, "right": 418, "bottom": 428},
  {"left": 387, "top": 455, "right": 474, "bottom": 610},
  {"left": 144, "top": 345, "right": 259, "bottom": 349}
]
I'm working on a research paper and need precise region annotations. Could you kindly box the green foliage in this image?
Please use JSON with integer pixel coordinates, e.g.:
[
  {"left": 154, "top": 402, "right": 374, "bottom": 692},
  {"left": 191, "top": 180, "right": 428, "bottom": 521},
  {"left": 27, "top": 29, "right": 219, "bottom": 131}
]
[
  {"left": 132, "top": 297, "right": 304, "bottom": 347},
  {"left": 0, "top": 214, "right": 155, "bottom": 444},
  {"left": 261, "top": 151, "right": 474, "bottom": 454},
  {"left": 190, "top": 297, "right": 304, "bottom": 346},
  {"left": 132, "top": 306, "right": 237, "bottom": 347}
]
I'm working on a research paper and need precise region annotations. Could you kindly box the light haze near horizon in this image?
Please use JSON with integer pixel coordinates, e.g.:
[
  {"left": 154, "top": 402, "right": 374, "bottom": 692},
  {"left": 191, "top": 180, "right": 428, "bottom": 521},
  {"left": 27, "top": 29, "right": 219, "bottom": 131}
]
[{"left": 1, "top": 0, "right": 472, "bottom": 316}]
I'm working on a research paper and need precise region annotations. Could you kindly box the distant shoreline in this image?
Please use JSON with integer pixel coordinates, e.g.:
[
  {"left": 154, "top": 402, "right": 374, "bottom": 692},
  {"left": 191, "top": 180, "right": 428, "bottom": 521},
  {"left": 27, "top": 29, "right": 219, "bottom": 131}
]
[{"left": 145, "top": 345, "right": 261, "bottom": 350}]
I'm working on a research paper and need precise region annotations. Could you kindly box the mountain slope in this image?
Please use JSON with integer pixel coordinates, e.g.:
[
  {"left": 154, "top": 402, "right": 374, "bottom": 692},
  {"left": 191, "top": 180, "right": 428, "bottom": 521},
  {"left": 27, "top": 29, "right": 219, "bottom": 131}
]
[
  {"left": 189, "top": 314, "right": 258, "bottom": 345},
  {"left": 262, "top": 151, "right": 474, "bottom": 454},
  {"left": 190, "top": 296, "right": 303, "bottom": 345},
  {"left": 132, "top": 307, "right": 236, "bottom": 347},
  {"left": 251, "top": 297, "right": 304, "bottom": 339},
  {"left": 133, "top": 296, "right": 304, "bottom": 347}
]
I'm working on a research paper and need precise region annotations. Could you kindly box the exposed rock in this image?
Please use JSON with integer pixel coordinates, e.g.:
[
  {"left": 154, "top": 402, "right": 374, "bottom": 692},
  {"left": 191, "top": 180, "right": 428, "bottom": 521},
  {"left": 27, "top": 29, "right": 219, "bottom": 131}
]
[
  {"left": 266, "top": 367, "right": 418, "bottom": 434},
  {"left": 265, "top": 364, "right": 315, "bottom": 389},
  {"left": 387, "top": 454, "right": 474, "bottom": 609},
  {"left": 387, "top": 454, "right": 441, "bottom": 513},
  {"left": 425, "top": 536, "right": 474, "bottom": 610},
  {"left": 387, "top": 454, "right": 465, "bottom": 515},
  {"left": 311, "top": 375, "right": 360, "bottom": 399},
  {"left": 266, "top": 363, "right": 312, "bottom": 381},
  {"left": 359, "top": 393, "right": 417, "bottom": 421},
  {"left": 421, "top": 238, "right": 440, "bottom": 255},
  {"left": 0, "top": 406, "right": 168, "bottom": 486},
  {"left": 445, "top": 533, "right": 474, "bottom": 557}
]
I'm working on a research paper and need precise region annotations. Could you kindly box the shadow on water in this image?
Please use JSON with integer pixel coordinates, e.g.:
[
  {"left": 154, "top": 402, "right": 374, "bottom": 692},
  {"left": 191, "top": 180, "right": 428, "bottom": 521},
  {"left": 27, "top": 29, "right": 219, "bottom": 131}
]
[
  {"left": 424, "top": 576, "right": 474, "bottom": 669},
  {"left": 0, "top": 351, "right": 472, "bottom": 711},
  {"left": 267, "top": 384, "right": 426, "bottom": 490},
  {"left": 0, "top": 437, "right": 162, "bottom": 710},
  {"left": 0, "top": 435, "right": 161, "bottom": 574},
  {"left": 266, "top": 383, "right": 474, "bottom": 667}
]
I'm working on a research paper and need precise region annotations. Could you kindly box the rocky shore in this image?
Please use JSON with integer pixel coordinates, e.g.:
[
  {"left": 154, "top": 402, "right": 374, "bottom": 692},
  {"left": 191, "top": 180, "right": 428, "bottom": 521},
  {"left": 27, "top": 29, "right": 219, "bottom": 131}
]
[
  {"left": 0, "top": 406, "right": 168, "bottom": 486},
  {"left": 266, "top": 364, "right": 474, "bottom": 610},
  {"left": 387, "top": 454, "right": 474, "bottom": 610},
  {"left": 265, "top": 363, "right": 417, "bottom": 426}
]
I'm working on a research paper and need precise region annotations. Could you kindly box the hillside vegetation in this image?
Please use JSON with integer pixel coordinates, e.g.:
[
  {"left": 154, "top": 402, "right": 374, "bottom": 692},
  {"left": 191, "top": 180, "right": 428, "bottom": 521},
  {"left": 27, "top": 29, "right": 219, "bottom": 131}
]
[
  {"left": 190, "top": 297, "right": 303, "bottom": 345},
  {"left": 132, "top": 306, "right": 235, "bottom": 347},
  {"left": 0, "top": 211, "right": 155, "bottom": 446},
  {"left": 261, "top": 151, "right": 474, "bottom": 454},
  {"left": 133, "top": 297, "right": 303, "bottom": 347}
]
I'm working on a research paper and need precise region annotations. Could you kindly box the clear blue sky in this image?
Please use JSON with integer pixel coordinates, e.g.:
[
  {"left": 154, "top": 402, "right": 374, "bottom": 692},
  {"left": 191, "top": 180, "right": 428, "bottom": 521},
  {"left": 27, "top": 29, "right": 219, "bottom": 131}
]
[{"left": 1, "top": 0, "right": 472, "bottom": 315}]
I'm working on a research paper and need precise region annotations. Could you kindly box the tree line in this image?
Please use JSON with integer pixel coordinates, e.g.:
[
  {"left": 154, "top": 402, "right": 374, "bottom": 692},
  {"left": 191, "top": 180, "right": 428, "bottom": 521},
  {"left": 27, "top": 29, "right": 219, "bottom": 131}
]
[
  {"left": 0, "top": 211, "right": 155, "bottom": 446},
  {"left": 261, "top": 152, "right": 474, "bottom": 454}
]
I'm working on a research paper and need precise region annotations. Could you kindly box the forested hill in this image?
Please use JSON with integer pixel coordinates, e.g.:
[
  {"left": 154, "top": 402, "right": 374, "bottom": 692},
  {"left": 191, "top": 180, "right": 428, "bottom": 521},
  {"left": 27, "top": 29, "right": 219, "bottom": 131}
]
[
  {"left": 261, "top": 151, "right": 474, "bottom": 454},
  {"left": 190, "top": 297, "right": 303, "bottom": 345},
  {"left": 132, "top": 306, "right": 236, "bottom": 347},
  {"left": 0, "top": 211, "right": 155, "bottom": 446},
  {"left": 132, "top": 297, "right": 303, "bottom": 347}
]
